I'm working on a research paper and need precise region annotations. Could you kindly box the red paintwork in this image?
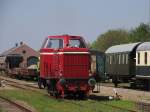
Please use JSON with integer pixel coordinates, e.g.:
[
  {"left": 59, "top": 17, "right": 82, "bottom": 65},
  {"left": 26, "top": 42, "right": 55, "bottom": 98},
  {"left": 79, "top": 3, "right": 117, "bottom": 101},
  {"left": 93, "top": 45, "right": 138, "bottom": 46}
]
[{"left": 40, "top": 35, "right": 94, "bottom": 96}]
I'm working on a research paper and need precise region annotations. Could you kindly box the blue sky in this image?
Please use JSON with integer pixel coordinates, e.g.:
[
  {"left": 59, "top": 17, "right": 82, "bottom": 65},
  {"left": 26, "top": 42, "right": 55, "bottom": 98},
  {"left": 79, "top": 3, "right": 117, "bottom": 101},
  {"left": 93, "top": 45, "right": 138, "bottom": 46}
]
[{"left": 0, "top": 0, "right": 149, "bottom": 52}]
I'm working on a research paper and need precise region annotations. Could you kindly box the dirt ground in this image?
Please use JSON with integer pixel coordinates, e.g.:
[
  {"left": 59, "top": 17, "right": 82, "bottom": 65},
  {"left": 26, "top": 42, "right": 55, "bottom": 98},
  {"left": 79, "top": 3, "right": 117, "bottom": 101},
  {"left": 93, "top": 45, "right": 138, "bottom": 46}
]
[
  {"left": 0, "top": 85, "right": 15, "bottom": 90},
  {"left": 0, "top": 76, "right": 38, "bottom": 88},
  {"left": 92, "top": 86, "right": 150, "bottom": 102}
]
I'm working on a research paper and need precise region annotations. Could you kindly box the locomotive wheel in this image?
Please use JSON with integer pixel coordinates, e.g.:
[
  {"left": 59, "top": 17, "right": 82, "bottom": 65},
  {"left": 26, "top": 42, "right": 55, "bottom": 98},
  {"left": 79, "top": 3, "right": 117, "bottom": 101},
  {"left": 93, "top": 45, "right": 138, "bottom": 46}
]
[
  {"left": 38, "top": 77, "right": 42, "bottom": 89},
  {"left": 43, "top": 79, "right": 47, "bottom": 88},
  {"left": 16, "top": 75, "right": 22, "bottom": 80},
  {"left": 38, "top": 77, "right": 47, "bottom": 89},
  {"left": 114, "top": 82, "right": 118, "bottom": 88},
  {"left": 54, "top": 91, "right": 59, "bottom": 98},
  {"left": 77, "top": 91, "right": 86, "bottom": 99},
  {"left": 47, "top": 79, "right": 60, "bottom": 98}
]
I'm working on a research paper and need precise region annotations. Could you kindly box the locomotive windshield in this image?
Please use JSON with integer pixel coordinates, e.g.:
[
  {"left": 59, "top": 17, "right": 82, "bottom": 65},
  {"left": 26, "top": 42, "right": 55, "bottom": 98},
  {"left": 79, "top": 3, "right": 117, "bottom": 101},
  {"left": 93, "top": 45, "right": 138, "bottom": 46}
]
[
  {"left": 45, "top": 39, "right": 63, "bottom": 49},
  {"left": 69, "top": 39, "right": 86, "bottom": 48}
]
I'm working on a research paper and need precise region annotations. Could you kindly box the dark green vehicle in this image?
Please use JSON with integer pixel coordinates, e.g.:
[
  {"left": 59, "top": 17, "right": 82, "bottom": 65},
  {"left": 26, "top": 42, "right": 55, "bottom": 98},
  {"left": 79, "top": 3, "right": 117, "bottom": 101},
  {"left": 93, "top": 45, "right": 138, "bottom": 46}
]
[
  {"left": 89, "top": 49, "right": 106, "bottom": 82},
  {"left": 105, "top": 43, "right": 141, "bottom": 87},
  {"left": 89, "top": 49, "right": 105, "bottom": 93}
]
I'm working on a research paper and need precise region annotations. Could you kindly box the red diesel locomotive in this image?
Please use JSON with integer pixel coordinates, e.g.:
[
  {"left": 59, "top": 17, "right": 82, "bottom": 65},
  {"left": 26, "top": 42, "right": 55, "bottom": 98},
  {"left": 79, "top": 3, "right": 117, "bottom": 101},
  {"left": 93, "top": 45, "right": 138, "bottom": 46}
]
[{"left": 39, "top": 35, "right": 96, "bottom": 98}]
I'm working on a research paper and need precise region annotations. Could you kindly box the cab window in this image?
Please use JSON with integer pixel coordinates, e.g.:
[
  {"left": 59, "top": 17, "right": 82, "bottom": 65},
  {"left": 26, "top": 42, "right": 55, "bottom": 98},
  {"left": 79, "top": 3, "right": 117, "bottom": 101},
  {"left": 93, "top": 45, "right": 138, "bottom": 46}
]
[
  {"left": 69, "top": 39, "right": 86, "bottom": 48},
  {"left": 45, "top": 39, "right": 63, "bottom": 49},
  {"left": 145, "top": 52, "right": 147, "bottom": 64}
]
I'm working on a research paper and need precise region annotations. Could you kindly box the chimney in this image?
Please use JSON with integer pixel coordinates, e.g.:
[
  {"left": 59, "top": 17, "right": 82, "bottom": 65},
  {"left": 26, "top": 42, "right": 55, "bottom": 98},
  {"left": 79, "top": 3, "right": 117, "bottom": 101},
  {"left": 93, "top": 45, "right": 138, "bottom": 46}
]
[
  {"left": 20, "top": 41, "right": 23, "bottom": 45},
  {"left": 15, "top": 43, "right": 18, "bottom": 47}
]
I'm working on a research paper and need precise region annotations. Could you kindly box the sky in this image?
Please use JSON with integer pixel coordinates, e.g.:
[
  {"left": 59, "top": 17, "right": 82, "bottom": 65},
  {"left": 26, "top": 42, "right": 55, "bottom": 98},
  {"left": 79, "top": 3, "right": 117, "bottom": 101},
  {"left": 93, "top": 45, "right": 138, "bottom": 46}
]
[{"left": 0, "top": 0, "right": 149, "bottom": 53}]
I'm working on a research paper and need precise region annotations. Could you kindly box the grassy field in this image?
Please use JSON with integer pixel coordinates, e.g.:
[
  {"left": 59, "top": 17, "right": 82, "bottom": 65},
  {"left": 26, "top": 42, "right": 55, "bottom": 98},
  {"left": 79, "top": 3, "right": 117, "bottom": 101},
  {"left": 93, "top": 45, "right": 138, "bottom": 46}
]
[
  {"left": 0, "top": 107, "right": 5, "bottom": 112},
  {"left": 0, "top": 89, "right": 136, "bottom": 112}
]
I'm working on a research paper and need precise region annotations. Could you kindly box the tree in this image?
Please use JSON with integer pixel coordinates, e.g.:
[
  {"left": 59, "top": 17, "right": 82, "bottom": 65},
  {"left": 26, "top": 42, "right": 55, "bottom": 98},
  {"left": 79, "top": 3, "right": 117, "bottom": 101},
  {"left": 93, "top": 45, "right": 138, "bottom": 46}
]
[
  {"left": 129, "top": 23, "right": 150, "bottom": 42},
  {"left": 91, "top": 29, "right": 130, "bottom": 52},
  {"left": 91, "top": 23, "right": 150, "bottom": 52}
]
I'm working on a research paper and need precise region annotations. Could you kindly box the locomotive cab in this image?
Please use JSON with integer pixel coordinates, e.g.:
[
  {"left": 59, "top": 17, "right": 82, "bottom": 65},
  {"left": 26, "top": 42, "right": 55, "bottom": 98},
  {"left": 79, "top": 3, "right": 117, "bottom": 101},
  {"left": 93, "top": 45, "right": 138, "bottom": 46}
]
[{"left": 39, "top": 35, "right": 96, "bottom": 98}]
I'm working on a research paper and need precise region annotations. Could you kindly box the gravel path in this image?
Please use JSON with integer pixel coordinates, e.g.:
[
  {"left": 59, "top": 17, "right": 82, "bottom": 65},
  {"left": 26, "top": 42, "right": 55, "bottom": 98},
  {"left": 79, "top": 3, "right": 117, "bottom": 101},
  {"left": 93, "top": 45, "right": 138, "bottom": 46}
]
[
  {"left": 92, "top": 86, "right": 150, "bottom": 102},
  {"left": 0, "top": 76, "right": 38, "bottom": 88}
]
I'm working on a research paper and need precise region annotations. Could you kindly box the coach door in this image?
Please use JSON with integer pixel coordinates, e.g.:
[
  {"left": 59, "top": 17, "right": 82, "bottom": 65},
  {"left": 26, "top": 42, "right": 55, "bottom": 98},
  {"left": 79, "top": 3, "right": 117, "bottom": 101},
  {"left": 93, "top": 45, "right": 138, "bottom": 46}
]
[{"left": 96, "top": 54, "right": 105, "bottom": 81}]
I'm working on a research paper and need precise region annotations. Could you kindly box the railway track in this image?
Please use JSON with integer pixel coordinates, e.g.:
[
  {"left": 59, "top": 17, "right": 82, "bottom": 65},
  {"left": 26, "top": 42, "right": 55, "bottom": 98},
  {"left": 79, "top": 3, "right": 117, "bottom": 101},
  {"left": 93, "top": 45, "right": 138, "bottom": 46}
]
[
  {"left": 0, "top": 96, "right": 33, "bottom": 112},
  {"left": 0, "top": 76, "right": 41, "bottom": 92},
  {"left": 45, "top": 94, "right": 137, "bottom": 112},
  {"left": 101, "top": 82, "right": 130, "bottom": 88},
  {"left": 88, "top": 100, "right": 137, "bottom": 112},
  {"left": 0, "top": 76, "right": 137, "bottom": 112}
]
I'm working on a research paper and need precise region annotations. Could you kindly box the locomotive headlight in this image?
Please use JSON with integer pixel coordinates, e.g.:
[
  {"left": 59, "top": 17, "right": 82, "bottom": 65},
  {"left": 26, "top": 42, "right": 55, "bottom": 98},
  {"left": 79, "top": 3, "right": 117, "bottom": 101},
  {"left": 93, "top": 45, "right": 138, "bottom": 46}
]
[{"left": 88, "top": 78, "right": 96, "bottom": 86}]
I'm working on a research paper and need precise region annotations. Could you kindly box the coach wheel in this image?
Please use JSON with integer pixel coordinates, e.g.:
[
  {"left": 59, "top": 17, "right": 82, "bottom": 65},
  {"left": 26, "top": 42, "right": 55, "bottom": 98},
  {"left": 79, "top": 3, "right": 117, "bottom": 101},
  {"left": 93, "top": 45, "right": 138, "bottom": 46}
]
[
  {"left": 112, "top": 76, "right": 118, "bottom": 87},
  {"left": 16, "top": 75, "right": 22, "bottom": 80},
  {"left": 114, "top": 82, "right": 118, "bottom": 87}
]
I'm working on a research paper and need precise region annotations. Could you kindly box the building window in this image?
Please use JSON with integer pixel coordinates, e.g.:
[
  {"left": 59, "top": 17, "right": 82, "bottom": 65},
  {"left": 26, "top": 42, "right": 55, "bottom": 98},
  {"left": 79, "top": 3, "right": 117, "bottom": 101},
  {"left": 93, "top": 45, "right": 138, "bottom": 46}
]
[
  {"left": 138, "top": 52, "right": 140, "bottom": 64},
  {"left": 145, "top": 52, "right": 147, "bottom": 65}
]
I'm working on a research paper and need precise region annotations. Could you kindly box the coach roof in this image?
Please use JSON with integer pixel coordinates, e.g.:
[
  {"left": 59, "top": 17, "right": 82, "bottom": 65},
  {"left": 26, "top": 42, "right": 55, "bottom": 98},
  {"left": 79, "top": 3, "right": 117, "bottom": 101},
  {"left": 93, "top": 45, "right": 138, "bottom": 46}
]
[
  {"left": 136, "top": 42, "right": 150, "bottom": 51},
  {"left": 105, "top": 42, "right": 141, "bottom": 53}
]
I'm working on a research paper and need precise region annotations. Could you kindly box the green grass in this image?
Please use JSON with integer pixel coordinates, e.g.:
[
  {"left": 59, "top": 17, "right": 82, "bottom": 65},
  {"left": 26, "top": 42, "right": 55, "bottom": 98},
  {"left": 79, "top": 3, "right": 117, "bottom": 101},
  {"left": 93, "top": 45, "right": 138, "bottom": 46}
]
[
  {"left": 0, "top": 107, "right": 6, "bottom": 112},
  {"left": 0, "top": 89, "right": 135, "bottom": 112}
]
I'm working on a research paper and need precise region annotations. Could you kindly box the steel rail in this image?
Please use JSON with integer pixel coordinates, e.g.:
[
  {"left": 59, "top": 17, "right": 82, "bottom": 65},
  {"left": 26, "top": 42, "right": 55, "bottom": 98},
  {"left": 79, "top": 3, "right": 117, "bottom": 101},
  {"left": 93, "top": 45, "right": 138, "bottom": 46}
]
[{"left": 0, "top": 96, "right": 33, "bottom": 112}]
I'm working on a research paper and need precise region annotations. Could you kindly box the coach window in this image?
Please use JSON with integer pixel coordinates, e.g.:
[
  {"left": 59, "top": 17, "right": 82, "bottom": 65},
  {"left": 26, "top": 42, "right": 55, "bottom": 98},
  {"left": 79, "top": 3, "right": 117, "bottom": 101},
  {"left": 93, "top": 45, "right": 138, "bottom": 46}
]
[
  {"left": 46, "top": 39, "right": 63, "bottom": 49},
  {"left": 124, "top": 54, "right": 126, "bottom": 64},
  {"left": 138, "top": 52, "right": 140, "bottom": 64},
  {"left": 119, "top": 54, "right": 121, "bottom": 64},
  {"left": 145, "top": 52, "right": 147, "bottom": 65},
  {"left": 117, "top": 55, "right": 119, "bottom": 64},
  {"left": 113, "top": 55, "right": 115, "bottom": 64},
  {"left": 122, "top": 54, "right": 124, "bottom": 64},
  {"left": 117, "top": 55, "right": 118, "bottom": 64},
  {"left": 109, "top": 55, "right": 112, "bottom": 64},
  {"left": 115, "top": 55, "right": 117, "bottom": 64},
  {"left": 107, "top": 56, "right": 109, "bottom": 64},
  {"left": 126, "top": 54, "right": 128, "bottom": 64},
  {"left": 116, "top": 55, "right": 118, "bottom": 64}
]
